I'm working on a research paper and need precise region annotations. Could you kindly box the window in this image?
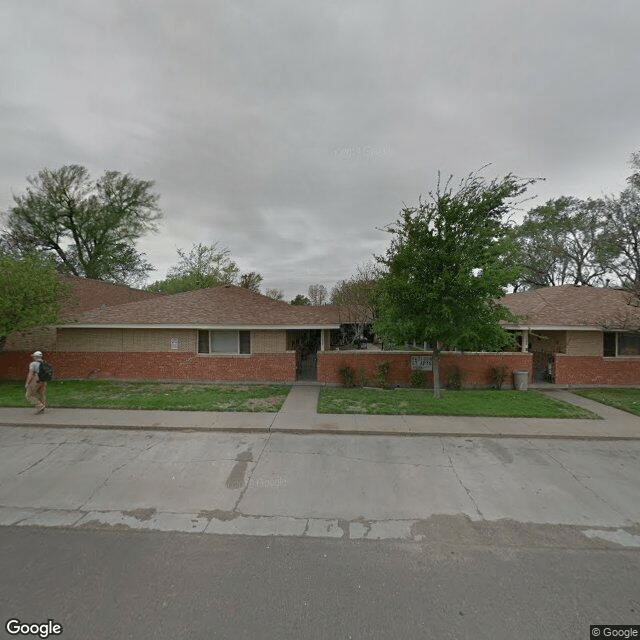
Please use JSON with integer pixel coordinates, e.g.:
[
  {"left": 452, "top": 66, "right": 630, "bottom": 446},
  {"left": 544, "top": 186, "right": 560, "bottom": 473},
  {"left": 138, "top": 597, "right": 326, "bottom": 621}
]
[
  {"left": 618, "top": 332, "right": 640, "bottom": 356},
  {"left": 197, "top": 330, "right": 251, "bottom": 354},
  {"left": 603, "top": 331, "right": 640, "bottom": 357},
  {"left": 198, "top": 330, "right": 210, "bottom": 354},
  {"left": 239, "top": 331, "right": 251, "bottom": 354},
  {"left": 211, "top": 331, "right": 239, "bottom": 353},
  {"left": 603, "top": 332, "right": 616, "bottom": 357}
]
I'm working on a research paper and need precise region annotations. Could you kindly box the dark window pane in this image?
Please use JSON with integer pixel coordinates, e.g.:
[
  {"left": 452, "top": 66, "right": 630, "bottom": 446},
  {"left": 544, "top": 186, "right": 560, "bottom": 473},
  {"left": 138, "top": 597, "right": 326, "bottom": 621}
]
[
  {"left": 618, "top": 332, "right": 640, "bottom": 356},
  {"left": 603, "top": 332, "right": 616, "bottom": 357},
  {"left": 198, "top": 330, "right": 210, "bottom": 354},
  {"left": 239, "top": 331, "right": 251, "bottom": 354}
]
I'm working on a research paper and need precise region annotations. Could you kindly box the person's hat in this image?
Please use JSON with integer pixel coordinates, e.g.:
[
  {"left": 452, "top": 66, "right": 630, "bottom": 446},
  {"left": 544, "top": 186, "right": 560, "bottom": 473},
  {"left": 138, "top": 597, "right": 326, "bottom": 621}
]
[{"left": 31, "top": 351, "right": 43, "bottom": 358}]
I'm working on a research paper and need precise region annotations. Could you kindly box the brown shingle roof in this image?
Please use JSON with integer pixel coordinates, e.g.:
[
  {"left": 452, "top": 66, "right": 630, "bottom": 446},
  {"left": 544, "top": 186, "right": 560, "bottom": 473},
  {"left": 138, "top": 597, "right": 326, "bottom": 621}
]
[
  {"left": 59, "top": 275, "right": 160, "bottom": 320},
  {"left": 501, "top": 285, "right": 640, "bottom": 329},
  {"left": 67, "top": 285, "right": 341, "bottom": 328}
]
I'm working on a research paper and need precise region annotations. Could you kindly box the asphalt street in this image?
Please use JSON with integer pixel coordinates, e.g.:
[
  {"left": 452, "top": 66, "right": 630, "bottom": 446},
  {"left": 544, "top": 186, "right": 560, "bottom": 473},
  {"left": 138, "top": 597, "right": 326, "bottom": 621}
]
[{"left": 1, "top": 526, "right": 639, "bottom": 640}]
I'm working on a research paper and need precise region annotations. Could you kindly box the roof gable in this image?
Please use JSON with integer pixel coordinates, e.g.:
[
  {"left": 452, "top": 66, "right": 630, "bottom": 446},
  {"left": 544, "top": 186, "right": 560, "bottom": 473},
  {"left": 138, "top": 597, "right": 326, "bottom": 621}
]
[
  {"left": 59, "top": 275, "right": 160, "bottom": 320},
  {"left": 67, "top": 285, "right": 341, "bottom": 328}
]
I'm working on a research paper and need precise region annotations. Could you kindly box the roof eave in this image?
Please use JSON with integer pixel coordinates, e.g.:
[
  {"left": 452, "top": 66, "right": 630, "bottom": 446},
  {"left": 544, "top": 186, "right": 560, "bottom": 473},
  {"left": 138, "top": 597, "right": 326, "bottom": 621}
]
[
  {"left": 504, "top": 324, "right": 609, "bottom": 331},
  {"left": 57, "top": 323, "right": 341, "bottom": 330}
]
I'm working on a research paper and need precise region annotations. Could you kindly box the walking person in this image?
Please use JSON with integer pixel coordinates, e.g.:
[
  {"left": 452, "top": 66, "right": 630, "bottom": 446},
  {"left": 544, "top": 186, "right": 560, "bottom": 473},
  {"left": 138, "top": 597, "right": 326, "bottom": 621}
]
[{"left": 25, "top": 350, "right": 47, "bottom": 414}]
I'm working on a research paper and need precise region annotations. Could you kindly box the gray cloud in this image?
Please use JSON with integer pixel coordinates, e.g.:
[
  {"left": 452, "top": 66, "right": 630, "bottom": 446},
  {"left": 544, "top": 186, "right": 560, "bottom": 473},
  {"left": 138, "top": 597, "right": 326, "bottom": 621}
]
[{"left": 1, "top": 0, "right": 639, "bottom": 298}]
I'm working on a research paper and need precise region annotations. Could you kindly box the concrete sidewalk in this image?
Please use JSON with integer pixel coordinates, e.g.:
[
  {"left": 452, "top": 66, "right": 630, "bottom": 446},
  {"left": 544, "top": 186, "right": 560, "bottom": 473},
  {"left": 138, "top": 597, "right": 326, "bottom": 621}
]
[{"left": 1, "top": 384, "right": 640, "bottom": 440}]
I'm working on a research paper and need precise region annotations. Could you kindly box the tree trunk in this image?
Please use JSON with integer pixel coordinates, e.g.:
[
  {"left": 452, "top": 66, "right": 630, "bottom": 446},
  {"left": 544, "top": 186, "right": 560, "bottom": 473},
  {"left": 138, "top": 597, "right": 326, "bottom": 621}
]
[{"left": 432, "top": 345, "right": 442, "bottom": 399}]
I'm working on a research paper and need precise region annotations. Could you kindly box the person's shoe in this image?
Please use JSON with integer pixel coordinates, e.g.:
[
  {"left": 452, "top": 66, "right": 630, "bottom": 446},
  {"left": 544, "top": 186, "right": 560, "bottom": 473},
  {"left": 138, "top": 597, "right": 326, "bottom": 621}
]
[{"left": 35, "top": 404, "right": 45, "bottom": 414}]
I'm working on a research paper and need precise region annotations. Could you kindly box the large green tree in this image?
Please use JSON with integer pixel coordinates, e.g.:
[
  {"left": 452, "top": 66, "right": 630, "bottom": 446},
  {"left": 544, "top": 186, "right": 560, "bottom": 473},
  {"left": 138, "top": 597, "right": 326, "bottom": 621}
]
[
  {"left": 3, "top": 165, "right": 162, "bottom": 285},
  {"left": 375, "top": 171, "right": 533, "bottom": 398},
  {"left": 513, "top": 196, "right": 616, "bottom": 289},
  {"left": 0, "top": 252, "right": 69, "bottom": 349}
]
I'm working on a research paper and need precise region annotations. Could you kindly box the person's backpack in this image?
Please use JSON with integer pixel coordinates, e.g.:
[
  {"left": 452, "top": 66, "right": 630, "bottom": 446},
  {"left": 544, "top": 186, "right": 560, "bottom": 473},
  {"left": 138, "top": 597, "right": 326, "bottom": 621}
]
[{"left": 37, "top": 360, "right": 54, "bottom": 382}]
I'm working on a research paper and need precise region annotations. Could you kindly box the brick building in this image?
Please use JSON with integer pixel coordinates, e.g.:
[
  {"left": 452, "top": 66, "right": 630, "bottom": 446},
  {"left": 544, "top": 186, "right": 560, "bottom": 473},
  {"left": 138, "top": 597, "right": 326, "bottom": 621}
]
[
  {"left": 1, "top": 283, "right": 340, "bottom": 383},
  {"left": 2, "top": 280, "right": 639, "bottom": 387},
  {"left": 318, "top": 285, "right": 640, "bottom": 387},
  {"left": 501, "top": 285, "right": 640, "bottom": 385}
]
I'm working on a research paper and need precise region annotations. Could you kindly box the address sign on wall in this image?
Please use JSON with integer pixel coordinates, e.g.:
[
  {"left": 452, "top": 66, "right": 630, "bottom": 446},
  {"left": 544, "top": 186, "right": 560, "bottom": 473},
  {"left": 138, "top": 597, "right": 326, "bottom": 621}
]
[{"left": 410, "top": 355, "right": 433, "bottom": 371}]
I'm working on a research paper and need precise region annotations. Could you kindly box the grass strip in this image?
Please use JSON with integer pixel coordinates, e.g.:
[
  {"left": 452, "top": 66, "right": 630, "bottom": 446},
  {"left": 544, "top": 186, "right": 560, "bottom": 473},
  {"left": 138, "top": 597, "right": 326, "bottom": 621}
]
[
  {"left": 574, "top": 388, "right": 640, "bottom": 417},
  {"left": 318, "top": 387, "right": 600, "bottom": 419},
  {"left": 0, "top": 380, "right": 290, "bottom": 412}
]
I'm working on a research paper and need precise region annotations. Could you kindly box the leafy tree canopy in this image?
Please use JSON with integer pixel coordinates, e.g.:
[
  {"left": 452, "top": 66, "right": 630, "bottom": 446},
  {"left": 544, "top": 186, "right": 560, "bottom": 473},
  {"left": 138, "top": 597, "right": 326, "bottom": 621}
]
[
  {"left": 0, "top": 252, "right": 69, "bottom": 349},
  {"left": 148, "top": 243, "right": 265, "bottom": 294},
  {"left": 290, "top": 294, "right": 311, "bottom": 305},
  {"left": 603, "top": 151, "right": 640, "bottom": 289},
  {"left": 3, "top": 165, "right": 161, "bottom": 286},
  {"left": 239, "top": 271, "right": 263, "bottom": 293},
  {"left": 514, "top": 196, "right": 616, "bottom": 289},
  {"left": 374, "top": 170, "right": 534, "bottom": 397},
  {"left": 148, "top": 242, "right": 240, "bottom": 294},
  {"left": 331, "top": 261, "right": 380, "bottom": 337}
]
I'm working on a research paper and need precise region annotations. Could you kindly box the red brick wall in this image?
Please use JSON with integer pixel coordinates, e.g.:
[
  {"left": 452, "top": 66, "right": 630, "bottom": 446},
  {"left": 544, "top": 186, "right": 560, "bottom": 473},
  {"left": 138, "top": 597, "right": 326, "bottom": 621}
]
[
  {"left": 0, "top": 351, "right": 296, "bottom": 383},
  {"left": 317, "top": 351, "right": 533, "bottom": 387},
  {"left": 555, "top": 355, "right": 640, "bottom": 385}
]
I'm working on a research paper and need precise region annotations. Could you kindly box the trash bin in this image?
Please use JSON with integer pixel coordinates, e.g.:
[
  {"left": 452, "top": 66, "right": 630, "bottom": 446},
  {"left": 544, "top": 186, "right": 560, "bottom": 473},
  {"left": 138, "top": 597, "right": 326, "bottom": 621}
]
[{"left": 513, "top": 370, "right": 529, "bottom": 391}]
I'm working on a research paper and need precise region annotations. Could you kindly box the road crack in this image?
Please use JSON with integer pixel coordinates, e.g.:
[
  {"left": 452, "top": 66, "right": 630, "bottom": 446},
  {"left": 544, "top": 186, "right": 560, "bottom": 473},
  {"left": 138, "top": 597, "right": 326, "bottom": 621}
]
[
  {"left": 447, "top": 453, "right": 483, "bottom": 518},
  {"left": 544, "top": 451, "right": 629, "bottom": 521},
  {"left": 17, "top": 442, "right": 66, "bottom": 475},
  {"left": 78, "top": 460, "right": 130, "bottom": 510},
  {"left": 232, "top": 431, "right": 273, "bottom": 512}
]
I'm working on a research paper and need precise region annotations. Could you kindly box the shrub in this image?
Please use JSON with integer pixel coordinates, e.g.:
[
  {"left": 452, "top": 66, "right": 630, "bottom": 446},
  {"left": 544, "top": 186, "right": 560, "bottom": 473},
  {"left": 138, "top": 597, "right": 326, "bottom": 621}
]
[
  {"left": 445, "top": 365, "right": 467, "bottom": 389},
  {"left": 358, "top": 366, "right": 368, "bottom": 387},
  {"left": 489, "top": 364, "right": 509, "bottom": 390},
  {"left": 375, "top": 361, "right": 391, "bottom": 388},
  {"left": 338, "top": 365, "right": 357, "bottom": 388},
  {"left": 410, "top": 370, "right": 426, "bottom": 388}
]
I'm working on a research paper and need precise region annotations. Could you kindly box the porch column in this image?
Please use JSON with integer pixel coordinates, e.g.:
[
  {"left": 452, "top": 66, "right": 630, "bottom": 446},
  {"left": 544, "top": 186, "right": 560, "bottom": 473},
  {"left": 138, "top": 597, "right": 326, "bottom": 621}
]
[
  {"left": 320, "top": 330, "right": 325, "bottom": 351},
  {"left": 521, "top": 329, "right": 529, "bottom": 353}
]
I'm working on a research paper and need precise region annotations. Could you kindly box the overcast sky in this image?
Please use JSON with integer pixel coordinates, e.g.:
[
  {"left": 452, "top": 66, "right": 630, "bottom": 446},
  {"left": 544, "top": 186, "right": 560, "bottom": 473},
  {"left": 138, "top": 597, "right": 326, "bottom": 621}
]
[{"left": 1, "top": 0, "right": 639, "bottom": 298}]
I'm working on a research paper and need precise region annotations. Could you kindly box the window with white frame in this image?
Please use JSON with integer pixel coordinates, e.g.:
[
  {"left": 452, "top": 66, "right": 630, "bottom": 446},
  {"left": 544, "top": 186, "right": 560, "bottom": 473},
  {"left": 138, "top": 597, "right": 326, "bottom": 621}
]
[{"left": 198, "top": 330, "right": 251, "bottom": 354}]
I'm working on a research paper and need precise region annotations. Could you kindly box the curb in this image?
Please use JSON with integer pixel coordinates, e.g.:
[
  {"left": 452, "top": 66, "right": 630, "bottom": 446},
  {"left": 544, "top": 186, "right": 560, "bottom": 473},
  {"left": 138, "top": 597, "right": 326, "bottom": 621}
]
[{"left": 2, "top": 421, "right": 640, "bottom": 441}]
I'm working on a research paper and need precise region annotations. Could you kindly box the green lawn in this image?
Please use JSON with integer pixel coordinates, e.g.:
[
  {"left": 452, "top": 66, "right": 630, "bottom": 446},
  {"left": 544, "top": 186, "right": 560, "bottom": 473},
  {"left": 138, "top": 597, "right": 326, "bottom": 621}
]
[
  {"left": 318, "top": 387, "right": 600, "bottom": 419},
  {"left": 574, "top": 388, "right": 640, "bottom": 417},
  {"left": 0, "top": 380, "right": 290, "bottom": 412}
]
